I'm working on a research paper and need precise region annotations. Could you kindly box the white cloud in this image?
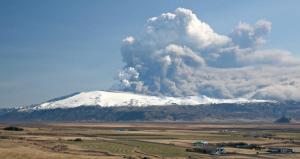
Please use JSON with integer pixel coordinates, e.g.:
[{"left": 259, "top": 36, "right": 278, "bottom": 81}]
[{"left": 122, "top": 36, "right": 135, "bottom": 44}]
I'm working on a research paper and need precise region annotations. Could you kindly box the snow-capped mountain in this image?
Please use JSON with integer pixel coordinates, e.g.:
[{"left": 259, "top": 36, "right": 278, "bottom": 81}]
[
  {"left": 5, "top": 91, "right": 297, "bottom": 122},
  {"left": 31, "top": 90, "right": 273, "bottom": 110}
]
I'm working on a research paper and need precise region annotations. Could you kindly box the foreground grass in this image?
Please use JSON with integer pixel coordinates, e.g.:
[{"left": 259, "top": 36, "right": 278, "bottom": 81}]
[{"left": 0, "top": 122, "right": 299, "bottom": 159}]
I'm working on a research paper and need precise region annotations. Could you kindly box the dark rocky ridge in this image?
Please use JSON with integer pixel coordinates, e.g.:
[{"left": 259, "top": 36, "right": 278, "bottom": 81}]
[{"left": 0, "top": 101, "right": 299, "bottom": 122}]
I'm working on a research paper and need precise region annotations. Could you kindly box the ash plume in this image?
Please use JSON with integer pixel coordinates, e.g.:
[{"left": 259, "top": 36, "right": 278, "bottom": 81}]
[{"left": 117, "top": 8, "right": 300, "bottom": 101}]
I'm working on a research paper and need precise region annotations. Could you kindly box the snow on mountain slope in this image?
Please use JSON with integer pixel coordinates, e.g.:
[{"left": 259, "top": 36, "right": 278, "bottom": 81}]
[{"left": 32, "top": 91, "right": 274, "bottom": 110}]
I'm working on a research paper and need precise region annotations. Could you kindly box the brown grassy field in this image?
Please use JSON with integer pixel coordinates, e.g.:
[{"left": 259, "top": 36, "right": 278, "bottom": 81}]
[{"left": 0, "top": 122, "right": 299, "bottom": 159}]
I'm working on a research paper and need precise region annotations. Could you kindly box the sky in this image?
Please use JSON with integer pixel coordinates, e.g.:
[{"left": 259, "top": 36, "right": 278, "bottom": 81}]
[{"left": 0, "top": 0, "right": 300, "bottom": 107}]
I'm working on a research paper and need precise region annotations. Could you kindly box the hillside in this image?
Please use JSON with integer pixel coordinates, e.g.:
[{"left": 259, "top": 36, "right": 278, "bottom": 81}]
[{"left": 1, "top": 101, "right": 299, "bottom": 122}]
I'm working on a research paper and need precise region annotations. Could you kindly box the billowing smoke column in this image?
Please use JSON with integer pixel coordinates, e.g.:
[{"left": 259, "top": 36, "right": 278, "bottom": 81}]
[{"left": 117, "top": 8, "right": 300, "bottom": 101}]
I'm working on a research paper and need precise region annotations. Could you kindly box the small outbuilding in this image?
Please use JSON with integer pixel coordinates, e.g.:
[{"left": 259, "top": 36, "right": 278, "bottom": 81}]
[{"left": 193, "top": 140, "right": 208, "bottom": 147}]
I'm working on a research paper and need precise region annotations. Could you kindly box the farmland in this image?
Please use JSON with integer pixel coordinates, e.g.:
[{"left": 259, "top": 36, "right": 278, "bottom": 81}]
[{"left": 0, "top": 122, "right": 299, "bottom": 159}]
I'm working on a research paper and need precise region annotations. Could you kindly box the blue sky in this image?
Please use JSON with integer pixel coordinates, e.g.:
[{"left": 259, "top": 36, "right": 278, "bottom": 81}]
[{"left": 1, "top": 0, "right": 300, "bottom": 107}]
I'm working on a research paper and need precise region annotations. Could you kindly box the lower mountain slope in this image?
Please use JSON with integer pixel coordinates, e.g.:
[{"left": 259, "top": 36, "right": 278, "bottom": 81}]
[{"left": 1, "top": 101, "right": 299, "bottom": 122}]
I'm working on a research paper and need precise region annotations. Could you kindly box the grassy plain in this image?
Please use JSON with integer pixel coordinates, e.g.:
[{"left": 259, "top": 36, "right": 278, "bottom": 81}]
[{"left": 0, "top": 122, "right": 299, "bottom": 159}]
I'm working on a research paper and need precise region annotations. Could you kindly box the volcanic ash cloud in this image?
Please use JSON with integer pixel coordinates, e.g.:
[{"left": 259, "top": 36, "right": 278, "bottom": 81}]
[{"left": 117, "top": 8, "right": 300, "bottom": 101}]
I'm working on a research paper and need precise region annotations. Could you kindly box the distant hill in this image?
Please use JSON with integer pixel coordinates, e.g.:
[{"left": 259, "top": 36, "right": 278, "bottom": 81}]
[{"left": 275, "top": 116, "right": 292, "bottom": 123}]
